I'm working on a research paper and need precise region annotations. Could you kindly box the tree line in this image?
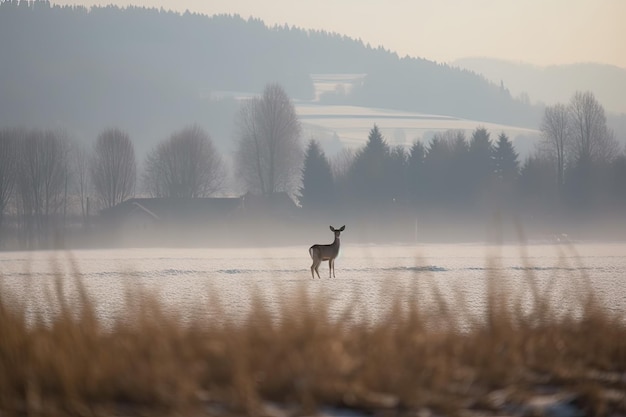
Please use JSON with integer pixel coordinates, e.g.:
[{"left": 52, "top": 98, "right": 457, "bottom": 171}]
[
  {"left": 0, "top": 85, "right": 624, "bottom": 248},
  {"left": 299, "top": 92, "right": 626, "bottom": 228},
  {"left": 0, "top": 84, "right": 299, "bottom": 248}
]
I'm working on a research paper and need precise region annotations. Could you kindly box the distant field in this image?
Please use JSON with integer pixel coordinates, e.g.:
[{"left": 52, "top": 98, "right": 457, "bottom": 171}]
[{"left": 297, "top": 74, "right": 540, "bottom": 156}]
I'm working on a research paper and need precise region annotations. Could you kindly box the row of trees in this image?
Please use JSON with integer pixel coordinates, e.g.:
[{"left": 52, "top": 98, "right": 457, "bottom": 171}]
[
  {"left": 0, "top": 127, "right": 130, "bottom": 247},
  {"left": 299, "top": 126, "right": 522, "bottom": 212},
  {"left": 0, "top": 84, "right": 302, "bottom": 248},
  {"left": 0, "top": 125, "right": 227, "bottom": 247},
  {"left": 0, "top": 84, "right": 624, "bottom": 248},
  {"left": 299, "top": 93, "right": 625, "bottom": 217}
]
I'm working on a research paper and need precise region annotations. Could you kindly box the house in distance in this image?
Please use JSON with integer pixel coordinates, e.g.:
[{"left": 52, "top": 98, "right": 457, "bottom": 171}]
[{"left": 98, "top": 193, "right": 299, "bottom": 247}]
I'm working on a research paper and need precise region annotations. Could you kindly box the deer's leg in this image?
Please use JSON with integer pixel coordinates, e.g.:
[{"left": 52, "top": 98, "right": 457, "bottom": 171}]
[
  {"left": 329, "top": 259, "right": 334, "bottom": 278},
  {"left": 310, "top": 248, "right": 318, "bottom": 279},
  {"left": 311, "top": 252, "right": 321, "bottom": 279},
  {"left": 314, "top": 259, "right": 322, "bottom": 279},
  {"left": 311, "top": 258, "right": 318, "bottom": 279}
]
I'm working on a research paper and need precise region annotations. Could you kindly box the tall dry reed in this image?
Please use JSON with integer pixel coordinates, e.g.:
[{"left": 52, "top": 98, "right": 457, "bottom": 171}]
[{"left": 0, "top": 246, "right": 624, "bottom": 416}]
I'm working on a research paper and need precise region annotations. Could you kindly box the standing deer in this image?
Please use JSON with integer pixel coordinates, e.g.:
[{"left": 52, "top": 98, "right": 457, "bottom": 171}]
[{"left": 309, "top": 225, "right": 345, "bottom": 279}]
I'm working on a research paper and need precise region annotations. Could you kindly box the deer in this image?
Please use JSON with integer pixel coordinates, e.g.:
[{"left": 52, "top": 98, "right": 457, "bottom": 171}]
[{"left": 309, "top": 225, "right": 345, "bottom": 279}]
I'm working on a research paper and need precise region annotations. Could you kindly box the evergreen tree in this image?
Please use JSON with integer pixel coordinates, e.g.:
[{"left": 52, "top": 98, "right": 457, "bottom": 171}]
[
  {"left": 517, "top": 154, "right": 558, "bottom": 211},
  {"left": 346, "top": 124, "right": 391, "bottom": 205},
  {"left": 407, "top": 140, "right": 426, "bottom": 204},
  {"left": 449, "top": 131, "right": 471, "bottom": 204},
  {"left": 423, "top": 130, "right": 468, "bottom": 206},
  {"left": 298, "top": 139, "right": 334, "bottom": 210},
  {"left": 388, "top": 145, "right": 409, "bottom": 203},
  {"left": 467, "top": 127, "right": 494, "bottom": 202},
  {"left": 493, "top": 132, "right": 519, "bottom": 185},
  {"left": 490, "top": 132, "right": 520, "bottom": 209}
]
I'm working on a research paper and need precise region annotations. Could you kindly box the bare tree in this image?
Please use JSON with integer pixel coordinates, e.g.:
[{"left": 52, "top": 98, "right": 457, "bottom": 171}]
[
  {"left": 15, "top": 129, "right": 70, "bottom": 246},
  {"left": 143, "top": 125, "right": 226, "bottom": 198},
  {"left": 234, "top": 83, "right": 303, "bottom": 196},
  {"left": 69, "top": 140, "right": 91, "bottom": 224},
  {"left": 568, "top": 91, "right": 619, "bottom": 165},
  {"left": 0, "top": 128, "right": 18, "bottom": 239},
  {"left": 540, "top": 103, "right": 570, "bottom": 192},
  {"left": 91, "top": 128, "right": 136, "bottom": 209}
]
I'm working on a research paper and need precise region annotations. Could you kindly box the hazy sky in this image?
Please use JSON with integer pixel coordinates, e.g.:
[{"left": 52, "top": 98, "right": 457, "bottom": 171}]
[{"left": 53, "top": 0, "right": 625, "bottom": 69}]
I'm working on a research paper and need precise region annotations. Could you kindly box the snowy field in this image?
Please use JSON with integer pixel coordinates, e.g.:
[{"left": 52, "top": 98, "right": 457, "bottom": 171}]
[
  {"left": 297, "top": 103, "right": 539, "bottom": 152},
  {"left": 1, "top": 243, "right": 625, "bottom": 326},
  {"left": 297, "top": 74, "right": 540, "bottom": 157}
]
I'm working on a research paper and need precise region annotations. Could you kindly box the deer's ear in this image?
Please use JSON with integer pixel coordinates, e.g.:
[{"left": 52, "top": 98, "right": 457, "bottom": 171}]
[
  {"left": 339, "top": 225, "right": 345, "bottom": 231},
  {"left": 329, "top": 226, "right": 335, "bottom": 232}
]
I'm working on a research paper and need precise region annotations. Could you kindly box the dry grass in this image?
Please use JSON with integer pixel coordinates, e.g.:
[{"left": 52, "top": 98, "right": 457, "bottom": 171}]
[{"left": 0, "top": 248, "right": 625, "bottom": 417}]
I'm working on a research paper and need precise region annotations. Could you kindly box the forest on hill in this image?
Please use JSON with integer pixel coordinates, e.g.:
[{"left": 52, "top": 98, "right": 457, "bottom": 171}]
[
  {"left": 0, "top": 1, "right": 542, "bottom": 155},
  {"left": 454, "top": 57, "right": 626, "bottom": 115}
]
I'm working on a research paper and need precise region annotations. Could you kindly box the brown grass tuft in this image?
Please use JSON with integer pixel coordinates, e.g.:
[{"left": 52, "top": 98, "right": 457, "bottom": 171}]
[{"left": 0, "top": 249, "right": 625, "bottom": 416}]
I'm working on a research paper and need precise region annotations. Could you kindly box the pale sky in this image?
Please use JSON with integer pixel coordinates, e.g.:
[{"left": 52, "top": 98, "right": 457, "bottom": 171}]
[{"left": 53, "top": 0, "right": 626, "bottom": 69}]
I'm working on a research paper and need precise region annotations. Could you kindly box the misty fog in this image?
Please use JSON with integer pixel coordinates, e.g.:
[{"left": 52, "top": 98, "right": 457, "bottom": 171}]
[{"left": 0, "top": 2, "right": 625, "bottom": 251}]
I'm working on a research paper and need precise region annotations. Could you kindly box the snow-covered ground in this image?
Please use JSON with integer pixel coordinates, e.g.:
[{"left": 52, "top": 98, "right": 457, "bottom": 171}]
[
  {"left": 296, "top": 103, "right": 539, "bottom": 155},
  {"left": 1, "top": 243, "right": 624, "bottom": 326},
  {"left": 296, "top": 74, "right": 540, "bottom": 157}
]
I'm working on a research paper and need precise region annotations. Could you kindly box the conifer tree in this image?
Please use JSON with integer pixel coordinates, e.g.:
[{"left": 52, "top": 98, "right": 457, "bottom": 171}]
[
  {"left": 467, "top": 127, "right": 494, "bottom": 201},
  {"left": 298, "top": 139, "right": 334, "bottom": 210},
  {"left": 423, "top": 130, "right": 468, "bottom": 205},
  {"left": 346, "top": 125, "right": 391, "bottom": 205},
  {"left": 388, "top": 145, "right": 409, "bottom": 204},
  {"left": 493, "top": 132, "right": 519, "bottom": 185},
  {"left": 407, "top": 140, "right": 426, "bottom": 204}
]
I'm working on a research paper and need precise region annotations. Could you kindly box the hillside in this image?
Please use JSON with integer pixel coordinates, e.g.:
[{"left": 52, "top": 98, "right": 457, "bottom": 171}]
[
  {"left": 453, "top": 57, "right": 626, "bottom": 115},
  {"left": 0, "top": 2, "right": 546, "bottom": 155}
]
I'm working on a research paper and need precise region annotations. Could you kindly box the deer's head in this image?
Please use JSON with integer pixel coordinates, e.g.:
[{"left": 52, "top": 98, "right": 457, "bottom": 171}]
[{"left": 330, "top": 225, "right": 345, "bottom": 238}]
